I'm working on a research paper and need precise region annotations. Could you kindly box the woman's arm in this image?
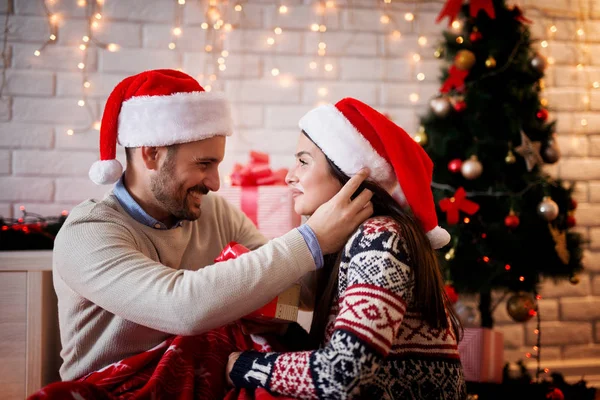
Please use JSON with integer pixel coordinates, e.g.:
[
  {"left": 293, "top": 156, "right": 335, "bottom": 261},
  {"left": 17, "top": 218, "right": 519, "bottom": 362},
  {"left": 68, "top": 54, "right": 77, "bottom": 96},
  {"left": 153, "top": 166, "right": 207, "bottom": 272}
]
[{"left": 228, "top": 222, "right": 412, "bottom": 399}]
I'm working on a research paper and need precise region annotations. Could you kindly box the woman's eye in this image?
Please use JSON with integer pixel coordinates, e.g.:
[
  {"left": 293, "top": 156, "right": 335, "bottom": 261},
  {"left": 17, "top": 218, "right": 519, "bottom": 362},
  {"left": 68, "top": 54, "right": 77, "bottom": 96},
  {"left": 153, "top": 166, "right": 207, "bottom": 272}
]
[{"left": 298, "top": 159, "right": 308, "bottom": 166}]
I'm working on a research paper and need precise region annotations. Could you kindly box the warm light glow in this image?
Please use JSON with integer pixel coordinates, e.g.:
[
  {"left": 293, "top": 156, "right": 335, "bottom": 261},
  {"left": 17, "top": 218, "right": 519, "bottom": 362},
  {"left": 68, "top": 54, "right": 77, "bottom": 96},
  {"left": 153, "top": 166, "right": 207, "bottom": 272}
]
[
  {"left": 234, "top": 4, "right": 242, "bottom": 11},
  {"left": 309, "top": 61, "right": 317, "bottom": 69},
  {"left": 50, "top": 14, "right": 59, "bottom": 24},
  {"left": 541, "top": 40, "right": 548, "bottom": 48},
  {"left": 593, "top": 81, "right": 600, "bottom": 88},
  {"left": 540, "top": 98, "right": 548, "bottom": 106},
  {"left": 201, "top": 23, "right": 209, "bottom": 29},
  {"left": 412, "top": 53, "right": 421, "bottom": 62},
  {"left": 319, "top": 25, "right": 327, "bottom": 32},
  {"left": 271, "top": 68, "right": 280, "bottom": 76},
  {"left": 168, "top": 42, "right": 176, "bottom": 50},
  {"left": 205, "top": 44, "right": 213, "bottom": 52},
  {"left": 274, "top": 27, "right": 282, "bottom": 35},
  {"left": 221, "top": 50, "right": 229, "bottom": 57},
  {"left": 417, "top": 73, "right": 425, "bottom": 81},
  {"left": 526, "top": 352, "right": 532, "bottom": 358},
  {"left": 404, "top": 13, "right": 414, "bottom": 21},
  {"left": 318, "top": 42, "right": 327, "bottom": 50},
  {"left": 267, "top": 37, "right": 275, "bottom": 45},
  {"left": 456, "top": 36, "right": 464, "bottom": 44},
  {"left": 279, "top": 75, "right": 293, "bottom": 87},
  {"left": 107, "top": 43, "right": 119, "bottom": 52},
  {"left": 583, "top": 95, "right": 590, "bottom": 104},
  {"left": 324, "top": 63, "right": 333, "bottom": 72},
  {"left": 78, "top": 100, "right": 85, "bottom": 106},
  {"left": 318, "top": 87, "right": 328, "bottom": 96},
  {"left": 91, "top": 21, "right": 99, "bottom": 29},
  {"left": 93, "top": 121, "right": 101, "bottom": 130},
  {"left": 218, "top": 57, "right": 225, "bottom": 64},
  {"left": 178, "top": 0, "right": 186, "bottom": 4},
  {"left": 380, "top": 15, "right": 390, "bottom": 24},
  {"left": 409, "top": 93, "right": 419, "bottom": 102},
  {"left": 77, "top": 0, "right": 86, "bottom": 6},
  {"left": 209, "top": 74, "right": 217, "bottom": 81},
  {"left": 34, "top": 50, "right": 41, "bottom": 56},
  {"left": 577, "top": 28, "right": 584, "bottom": 36},
  {"left": 78, "top": 62, "right": 85, "bottom": 69},
  {"left": 311, "top": 23, "right": 320, "bottom": 32},
  {"left": 519, "top": 276, "right": 525, "bottom": 281},
  {"left": 505, "top": 264, "right": 511, "bottom": 270},
  {"left": 577, "top": 63, "right": 584, "bottom": 70},
  {"left": 95, "top": 13, "right": 102, "bottom": 20},
  {"left": 544, "top": 368, "right": 550, "bottom": 373},
  {"left": 392, "top": 30, "right": 401, "bottom": 39},
  {"left": 224, "top": 23, "right": 232, "bottom": 31},
  {"left": 82, "top": 36, "right": 90, "bottom": 42},
  {"left": 67, "top": 129, "right": 74, "bottom": 135},
  {"left": 483, "top": 256, "right": 490, "bottom": 262},
  {"left": 547, "top": 56, "right": 555, "bottom": 64},
  {"left": 318, "top": 48, "right": 326, "bottom": 56},
  {"left": 581, "top": 118, "right": 588, "bottom": 126},
  {"left": 463, "top": 217, "right": 470, "bottom": 223},
  {"left": 534, "top": 329, "right": 539, "bottom": 334},
  {"left": 279, "top": 5, "right": 288, "bottom": 14},
  {"left": 219, "top": 64, "right": 226, "bottom": 71},
  {"left": 205, "top": 85, "right": 212, "bottom": 92},
  {"left": 533, "top": 346, "right": 539, "bottom": 351},
  {"left": 549, "top": 25, "right": 557, "bottom": 33},
  {"left": 418, "top": 36, "right": 427, "bottom": 46},
  {"left": 83, "top": 81, "right": 91, "bottom": 88},
  {"left": 50, "top": 34, "right": 56, "bottom": 41},
  {"left": 326, "top": 1, "right": 335, "bottom": 7},
  {"left": 173, "top": 27, "right": 182, "bottom": 36},
  {"left": 79, "top": 44, "right": 87, "bottom": 50},
  {"left": 452, "top": 20, "right": 461, "bottom": 30}
]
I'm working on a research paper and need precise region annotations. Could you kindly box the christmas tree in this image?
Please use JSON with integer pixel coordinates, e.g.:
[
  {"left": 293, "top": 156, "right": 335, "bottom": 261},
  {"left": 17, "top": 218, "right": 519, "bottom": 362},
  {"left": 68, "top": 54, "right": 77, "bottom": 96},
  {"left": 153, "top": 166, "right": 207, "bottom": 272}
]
[{"left": 421, "top": 0, "right": 584, "bottom": 328}]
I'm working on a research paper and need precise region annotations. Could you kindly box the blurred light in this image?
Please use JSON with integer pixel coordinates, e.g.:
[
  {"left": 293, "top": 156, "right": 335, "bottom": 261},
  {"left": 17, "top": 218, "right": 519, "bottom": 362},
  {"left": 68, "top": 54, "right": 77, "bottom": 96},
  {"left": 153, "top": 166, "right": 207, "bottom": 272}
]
[
  {"left": 173, "top": 27, "right": 182, "bottom": 36},
  {"left": 107, "top": 43, "right": 119, "bottom": 52},
  {"left": 417, "top": 73, "right": 425, "bottom": 81},
  {"left": 324, "top": 63, "right": 333, "bottom": 72},
  {"left": 168, "top": 42, "right": 176, "bottom": 50},
  {"left": 274, "top": 27, "right": 282, "bottom": 35},
  {"left": 418, "top": 36, "right": 427, "bottom": 46},
  {"left": 271, "top": 68, "right": 280, "bottom": 76},
  {"left": 409, "top": 93, "right": 419, "bottom": 102},
  {"left": 279, "top": 5, "right": 288, "bottom": 13},
  {"left": 404, "top": 13, "right": 414, "bottom": 21},
  {"left": 380, "top": 15, "right": 390, "bottom": 24}
]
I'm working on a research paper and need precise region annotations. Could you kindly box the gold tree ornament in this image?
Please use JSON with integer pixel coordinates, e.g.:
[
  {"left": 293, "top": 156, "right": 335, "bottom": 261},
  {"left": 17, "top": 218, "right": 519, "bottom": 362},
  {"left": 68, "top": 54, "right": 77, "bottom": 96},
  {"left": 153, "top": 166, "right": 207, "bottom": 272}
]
[
  {"left": 485, "top": 56, "right": 497, "bottom": 68},
  {"left": 548, "top": 224, "right": 570, "bottom": 264},
  {"left": 454, "top": 49, "right": 476, "bottom": 70},
  {"left": 515, "top": 131, "right": 543, "bottom": 171}
]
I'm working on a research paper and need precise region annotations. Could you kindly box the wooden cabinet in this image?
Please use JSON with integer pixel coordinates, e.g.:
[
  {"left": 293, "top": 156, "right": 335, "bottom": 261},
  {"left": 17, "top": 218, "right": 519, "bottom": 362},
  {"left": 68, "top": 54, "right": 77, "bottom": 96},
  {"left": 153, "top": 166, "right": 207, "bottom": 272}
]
[{"left": 0, "top": 251, "right": 61, "bottom": 399}]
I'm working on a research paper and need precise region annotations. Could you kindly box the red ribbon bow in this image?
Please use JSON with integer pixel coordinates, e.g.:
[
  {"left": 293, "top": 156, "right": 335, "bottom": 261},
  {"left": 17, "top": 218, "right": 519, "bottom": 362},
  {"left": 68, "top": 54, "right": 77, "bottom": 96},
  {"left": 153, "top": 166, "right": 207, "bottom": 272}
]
[
  {"left": 436, "top": 0, "right": 496, "bottom": 26},
  {"left": 440, "top": 65, "right": 469, "bottom": 94},
  {"left": 230, "top": 151, "right": 288, "bottom": 187},
  {"left": 438, "top": 187, "right": 480, "bottom": 225}
]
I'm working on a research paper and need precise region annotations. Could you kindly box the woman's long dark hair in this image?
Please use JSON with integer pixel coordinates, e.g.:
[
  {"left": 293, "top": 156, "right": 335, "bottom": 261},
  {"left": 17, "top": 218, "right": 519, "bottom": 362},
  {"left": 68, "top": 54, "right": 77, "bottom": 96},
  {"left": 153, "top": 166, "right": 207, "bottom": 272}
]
[{"left": 305, "top": 131, "right": 463, "bottom": 346}]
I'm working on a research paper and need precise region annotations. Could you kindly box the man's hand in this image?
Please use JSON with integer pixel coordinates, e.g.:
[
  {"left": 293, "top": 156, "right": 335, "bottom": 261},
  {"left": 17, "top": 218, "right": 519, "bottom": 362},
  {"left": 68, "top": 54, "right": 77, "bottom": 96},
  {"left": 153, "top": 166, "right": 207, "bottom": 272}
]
[
  {"left": 306, "top": 169, "right": 373, "bottom": 254},
  {"left": 226, "top": 352, "right": 241, "bottom": 386}
]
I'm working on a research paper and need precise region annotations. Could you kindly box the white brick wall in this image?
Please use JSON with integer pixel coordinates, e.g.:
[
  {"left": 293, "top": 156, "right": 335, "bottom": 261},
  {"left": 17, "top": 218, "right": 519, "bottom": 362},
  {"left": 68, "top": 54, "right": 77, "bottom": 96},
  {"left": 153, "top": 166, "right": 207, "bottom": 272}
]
[{"left": 0, "top": 0, "right": 599, "bottom": 371}]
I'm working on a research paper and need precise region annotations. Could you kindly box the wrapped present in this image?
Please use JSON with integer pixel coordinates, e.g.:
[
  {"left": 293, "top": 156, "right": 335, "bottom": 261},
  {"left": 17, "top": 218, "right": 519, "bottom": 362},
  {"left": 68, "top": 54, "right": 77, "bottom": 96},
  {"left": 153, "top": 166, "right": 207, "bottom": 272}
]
[
  {"left": 215, "top": 242, "right": 301, "bottom": 323},
  {"left": 458, "top": 327, "right": 504, "bottom": 383},
  {"left": 219, "top": 151, "right": 301, "bottom": 239}
]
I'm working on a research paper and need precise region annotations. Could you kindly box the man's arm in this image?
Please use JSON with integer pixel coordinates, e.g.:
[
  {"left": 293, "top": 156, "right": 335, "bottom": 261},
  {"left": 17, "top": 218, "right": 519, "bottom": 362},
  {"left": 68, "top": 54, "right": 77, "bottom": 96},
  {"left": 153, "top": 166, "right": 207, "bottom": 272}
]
[{"left": 54, "top": 213, "right": 315, "bottom": 336}]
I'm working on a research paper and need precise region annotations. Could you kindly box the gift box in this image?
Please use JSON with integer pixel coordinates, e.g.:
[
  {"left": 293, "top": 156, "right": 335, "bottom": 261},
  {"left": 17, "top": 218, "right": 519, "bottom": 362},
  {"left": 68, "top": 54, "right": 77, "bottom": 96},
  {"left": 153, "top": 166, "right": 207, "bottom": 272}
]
[
  {"left": 458, "top": 327, "right": 504, "bottom": 383},
  {"left": 215, "top": 242, "right": 301, "bottom": 323},
  {"left": 219, "top": 151, "right": 301, "bottom": 239}
]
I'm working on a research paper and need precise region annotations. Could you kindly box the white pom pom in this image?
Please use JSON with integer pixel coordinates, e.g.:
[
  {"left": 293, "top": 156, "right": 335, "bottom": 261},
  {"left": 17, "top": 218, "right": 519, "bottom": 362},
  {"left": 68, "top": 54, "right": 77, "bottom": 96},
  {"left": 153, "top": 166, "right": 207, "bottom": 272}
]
[
  {"left": 427, "top": 226, "right": 451, "bottom": 249},
  {"left": 89, "top": 159, "right": 123, "bottom": 185}
]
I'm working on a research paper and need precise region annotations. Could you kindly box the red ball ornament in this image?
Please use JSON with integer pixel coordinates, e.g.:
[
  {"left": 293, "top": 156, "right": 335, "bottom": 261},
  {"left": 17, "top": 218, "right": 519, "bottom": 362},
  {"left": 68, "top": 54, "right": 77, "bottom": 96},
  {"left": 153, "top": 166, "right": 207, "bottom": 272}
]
[
  {"left": 536, "top": 108, "right": 549, "bottom": 121},
  {"left": 546, "top": 388, "right": 564, "bottom": 400},
  {"left": 448, "top": 158, "right": 463, "bottom": 173},
  {"left": 444, "top": 284, "right": 459, "bottom": 304},
  {"left": 505, "top": 212, "right": 520, "bottom": 228},
  {"left": 567, "top": 215, "right": 576, "bottom": 228},
  {"left": 470, "top": 31, "right": 483, "bottom": 42},
  {"left": 569, "top": 198, "right": 578, "bottom": 210},
  {"left": 453, "top": 101, "right": 467, "bottom": 112}
]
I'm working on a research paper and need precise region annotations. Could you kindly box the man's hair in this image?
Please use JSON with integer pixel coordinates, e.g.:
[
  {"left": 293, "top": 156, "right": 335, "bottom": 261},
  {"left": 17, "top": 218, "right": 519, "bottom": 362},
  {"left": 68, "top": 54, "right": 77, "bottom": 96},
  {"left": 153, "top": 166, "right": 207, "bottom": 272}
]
[{"left": 125, "top": 145, "right": 178, "bottom": 164}]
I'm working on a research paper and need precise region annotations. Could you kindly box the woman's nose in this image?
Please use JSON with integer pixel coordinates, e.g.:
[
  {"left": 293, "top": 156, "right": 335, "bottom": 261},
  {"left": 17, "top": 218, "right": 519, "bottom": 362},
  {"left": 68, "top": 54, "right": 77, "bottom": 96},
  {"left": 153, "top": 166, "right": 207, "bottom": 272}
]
[{"left": 285, "top": 167, "right": 297, "bottom": 185}]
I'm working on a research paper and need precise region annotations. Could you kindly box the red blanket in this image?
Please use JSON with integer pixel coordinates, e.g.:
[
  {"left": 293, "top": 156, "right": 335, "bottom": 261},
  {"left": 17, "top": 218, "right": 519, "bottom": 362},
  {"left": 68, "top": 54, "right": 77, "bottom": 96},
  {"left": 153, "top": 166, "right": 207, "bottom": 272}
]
[{"left": 28, "top": 324, "right": 292, "bottom": 400}]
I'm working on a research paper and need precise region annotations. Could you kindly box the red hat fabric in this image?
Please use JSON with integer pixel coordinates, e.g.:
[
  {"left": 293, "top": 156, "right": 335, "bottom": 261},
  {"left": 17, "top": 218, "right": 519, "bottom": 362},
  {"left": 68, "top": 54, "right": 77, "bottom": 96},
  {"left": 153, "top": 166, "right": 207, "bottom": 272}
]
[
  {"left": 89, "top": 69, "right": 233, "bottom": 185},
  {"left": 298, "top": 97, "right": 450, "bottom": 249}
]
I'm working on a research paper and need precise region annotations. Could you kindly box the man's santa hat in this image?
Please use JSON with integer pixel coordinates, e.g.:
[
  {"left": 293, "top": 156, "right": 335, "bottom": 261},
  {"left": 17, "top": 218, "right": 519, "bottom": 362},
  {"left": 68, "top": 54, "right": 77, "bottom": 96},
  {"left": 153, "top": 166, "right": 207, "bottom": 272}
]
[
  {"left": 299, "top": 98, "right": 450, "bottom": 249},
  {"left": 89, "top": 69, "right": 233, "bottom": 185}
]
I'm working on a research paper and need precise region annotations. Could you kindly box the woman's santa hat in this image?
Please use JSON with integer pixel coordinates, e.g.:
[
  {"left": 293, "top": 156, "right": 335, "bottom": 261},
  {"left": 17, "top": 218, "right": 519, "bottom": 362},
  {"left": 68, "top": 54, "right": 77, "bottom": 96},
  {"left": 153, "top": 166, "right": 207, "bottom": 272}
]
[
  {"left": 299, "top": 98, "right": 450, "bottom": 249},
  {"left": 89, "top": 69, "right": 233, "bottom": 185}
]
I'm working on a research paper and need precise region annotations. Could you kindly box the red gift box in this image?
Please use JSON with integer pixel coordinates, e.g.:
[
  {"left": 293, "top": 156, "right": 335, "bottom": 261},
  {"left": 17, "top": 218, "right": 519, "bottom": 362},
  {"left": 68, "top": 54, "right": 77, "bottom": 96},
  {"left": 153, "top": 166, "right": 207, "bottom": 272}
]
[
  {"left": 215, "top": 242, "right": 300, "bottom": 323},
  {"left": 219, "top": 151, "right": 301, "bottom": 238},
  {"left": 458, "top": 327, "right": 504, "bottom": 383}
]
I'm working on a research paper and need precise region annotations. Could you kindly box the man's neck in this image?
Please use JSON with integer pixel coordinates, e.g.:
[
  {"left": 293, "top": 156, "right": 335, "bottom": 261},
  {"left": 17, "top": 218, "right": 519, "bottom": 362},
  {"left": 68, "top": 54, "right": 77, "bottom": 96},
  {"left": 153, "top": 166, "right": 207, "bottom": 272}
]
[{"left": 123, "top": 170, "right": 176, "bottom": 228}]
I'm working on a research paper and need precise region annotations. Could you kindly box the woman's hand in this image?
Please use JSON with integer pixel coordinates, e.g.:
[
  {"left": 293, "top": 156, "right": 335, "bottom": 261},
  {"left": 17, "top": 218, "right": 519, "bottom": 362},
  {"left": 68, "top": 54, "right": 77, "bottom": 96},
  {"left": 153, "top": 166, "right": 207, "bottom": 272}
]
[{"left": 226, "top": 352, "right": 241, "bottom": 386}]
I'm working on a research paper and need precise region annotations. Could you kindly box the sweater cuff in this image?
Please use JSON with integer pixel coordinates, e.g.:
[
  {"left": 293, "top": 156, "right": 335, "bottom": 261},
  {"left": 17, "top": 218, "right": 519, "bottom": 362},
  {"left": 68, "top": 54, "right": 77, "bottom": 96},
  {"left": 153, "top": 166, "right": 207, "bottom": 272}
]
[{"left": 230, "top": 351, "right": 277, "bottom": 389}]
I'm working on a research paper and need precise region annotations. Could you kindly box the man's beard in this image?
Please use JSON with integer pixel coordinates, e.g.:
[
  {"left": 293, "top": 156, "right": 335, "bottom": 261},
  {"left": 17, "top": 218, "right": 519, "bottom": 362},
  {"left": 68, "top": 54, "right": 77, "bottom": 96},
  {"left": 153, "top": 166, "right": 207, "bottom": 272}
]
[{"left": 151, "top": 160, "right": 209, "bottom": 222}]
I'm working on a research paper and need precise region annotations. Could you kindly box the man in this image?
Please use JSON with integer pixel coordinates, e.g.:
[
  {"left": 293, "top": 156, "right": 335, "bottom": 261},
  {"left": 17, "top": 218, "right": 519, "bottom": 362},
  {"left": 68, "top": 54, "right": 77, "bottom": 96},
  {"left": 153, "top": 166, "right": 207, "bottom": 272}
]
[{"left": 53, "top": 69, "right": 373, "bottom": 381}]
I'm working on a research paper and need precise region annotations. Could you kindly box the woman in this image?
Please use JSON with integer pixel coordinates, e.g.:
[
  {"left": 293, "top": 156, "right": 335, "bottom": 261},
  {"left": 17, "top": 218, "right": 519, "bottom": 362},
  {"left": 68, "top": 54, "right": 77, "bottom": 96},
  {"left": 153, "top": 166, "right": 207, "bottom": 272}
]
[{"left": 226, "top": 98, "right": 466, "bottom": 399}]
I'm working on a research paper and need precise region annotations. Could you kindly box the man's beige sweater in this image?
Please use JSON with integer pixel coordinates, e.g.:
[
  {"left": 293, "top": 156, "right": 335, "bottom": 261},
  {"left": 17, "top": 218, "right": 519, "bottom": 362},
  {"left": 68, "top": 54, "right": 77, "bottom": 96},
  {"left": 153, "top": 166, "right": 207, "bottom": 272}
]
[{"left": 53, "top": 192, "right": 316, "bottom": 381}]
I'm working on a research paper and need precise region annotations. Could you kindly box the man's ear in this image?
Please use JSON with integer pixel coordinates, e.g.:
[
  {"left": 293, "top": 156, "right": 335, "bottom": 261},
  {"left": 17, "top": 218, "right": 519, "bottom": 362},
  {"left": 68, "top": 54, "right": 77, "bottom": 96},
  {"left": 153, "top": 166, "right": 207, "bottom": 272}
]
[{"left": 140, "top": 146, "right": 160, "bottom": 170}]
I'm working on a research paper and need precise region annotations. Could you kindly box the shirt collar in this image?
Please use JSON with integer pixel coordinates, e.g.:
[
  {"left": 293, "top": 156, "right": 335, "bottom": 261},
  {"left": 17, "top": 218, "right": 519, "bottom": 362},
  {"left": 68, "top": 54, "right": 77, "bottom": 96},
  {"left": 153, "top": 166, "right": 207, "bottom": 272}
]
[{"left": 113, "top": 175, "right": 183, "bottom": 230}]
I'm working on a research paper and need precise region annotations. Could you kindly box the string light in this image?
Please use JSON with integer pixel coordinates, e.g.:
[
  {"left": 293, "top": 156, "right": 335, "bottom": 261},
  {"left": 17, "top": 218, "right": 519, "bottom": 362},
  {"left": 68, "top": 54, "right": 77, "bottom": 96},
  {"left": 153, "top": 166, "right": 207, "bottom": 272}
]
[
  {"left": 452, "top": 20, "right": 462, "bottom": 30},
  {"left": 79, "top": 44, "right": 86, "bottom": 50},
  {"left": 380, "top": 15, "right": 390, "bottom": 24},
  {"left": 319, "top": 25, "right": 327, "bottom": 32},
  {"left": 93, "top": 121, "right": 101, "bottom": 130},
  {"left": 311, "top": 23, "right": 319, "bottom": 32},
  {"left": 505, "top": 264, "right": 511, "bottom": 270},
  {"left": 412, "top": 53, "right": 421, "bottom": 62},
  {"left": 49, "top": 34, "right": 56, "bottom": 41},
  {"left": 577, "top": 28, "right": 584, "bottom": 36},
  {"left": 318, "top": 87, "right": 328, "bottom": 96},
  {"left": 279, "top": 5, "right": 288, "bottom": 14},
  {"left": 168, "top": 42, "right": 176, "bottom": 50},
  {"left": 324, "top": 63, "right": 333, "bottom": 72},
  {"left": 205, "top": 44, "right": 213, "bottom": 52},
  {"left": 172, "top": 27, "right": 182, "bottom": 36},
  {"left": 417, "top": 73, "right": 425, "bottom": 81},
  {"left": 404, "top": 13, "right": 414, "bottom": 21},
  {"left": 271, "top": 68, "right": 280, "bottom": 76},
  {"left": 106, "top": 43, "right": 119, "bottom": 52},
  {"left": 456, "top": 36, "right": 464, "bottom": 44},
  {"left": 67, "top": 129, "right": 74, "bottom": 136},
  {"left": 593, "top": 81, "right": 600, "bottom": 88},
  {"left": 94, "top": 13, "right": 102, "bottom": 20},
  {"left": 392, "top": 30, "right": 401, "bottom": 39},
  {"left": 77, "top": 62, "right": 85, "bottom": 69},
  {"left": 234, "top": 3, "right": 242, "bottom": 12},
  {"left": 549, "top": 25, "right": 557, "bottom": 33},
  {"left": 77, "top": 0, "right": 86, "bottom": 6},
  {"left": 418, "top": 36, "right": 427, "bottom": 46},
  {"left": 218, "top": 57, "right": 225, "bottom": 64},
  {"left": 326, "top": 1, "right": 335, "bottom": 7},
  {"left": 541, "top": 40, "right": 548, "bottom": 48},
  {"left": 34, "top": 50, "right": 41, "bottom": 56},
  {"left": 83, "top": 81, "right": 91, "bottom": 88},
  {"left": 178, "top": 0, "right": 186, "bottom": 4},
  {"left": 77, "top": 100, "right": 85, "bottom": 106},
  {"left": 581, "top": 118, "right": 588, "bottom": 126},
  {"left": 201, "top": 23, "right": 208, "bottom": 29},
  {"left": 318, "top": 48, "right": 326, "bottom": 56},
  {"left": 82, "top": 36, "right": 90, "bottom": 42},
  {"left": 218, "top": 64, "right": 226, "bottom": 71},
  {"left": 274, "top": 27, "right": 282, "bottom": 35},
  {"left": 409, "top": 93, "right": 419, "bottom": 103},
  {"left": 309, "top": 61, "right": 317, "bottom": 69},
  {"left": 221, "top": 50, "right": 229, "bottom": 57},
  {"left": 519, "top": 276, "right": 525, "bottom": 282},
  {"left": 267, "top": 37, "right": 275, "bottom": 45}
]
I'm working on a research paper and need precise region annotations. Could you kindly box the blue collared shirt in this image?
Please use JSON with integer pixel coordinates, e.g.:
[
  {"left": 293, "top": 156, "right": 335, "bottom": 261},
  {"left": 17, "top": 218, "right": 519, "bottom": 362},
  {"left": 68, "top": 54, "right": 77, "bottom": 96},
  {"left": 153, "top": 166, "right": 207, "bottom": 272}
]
[{"left": 112, "top": 176, "right": 324, "bottom": 269}]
